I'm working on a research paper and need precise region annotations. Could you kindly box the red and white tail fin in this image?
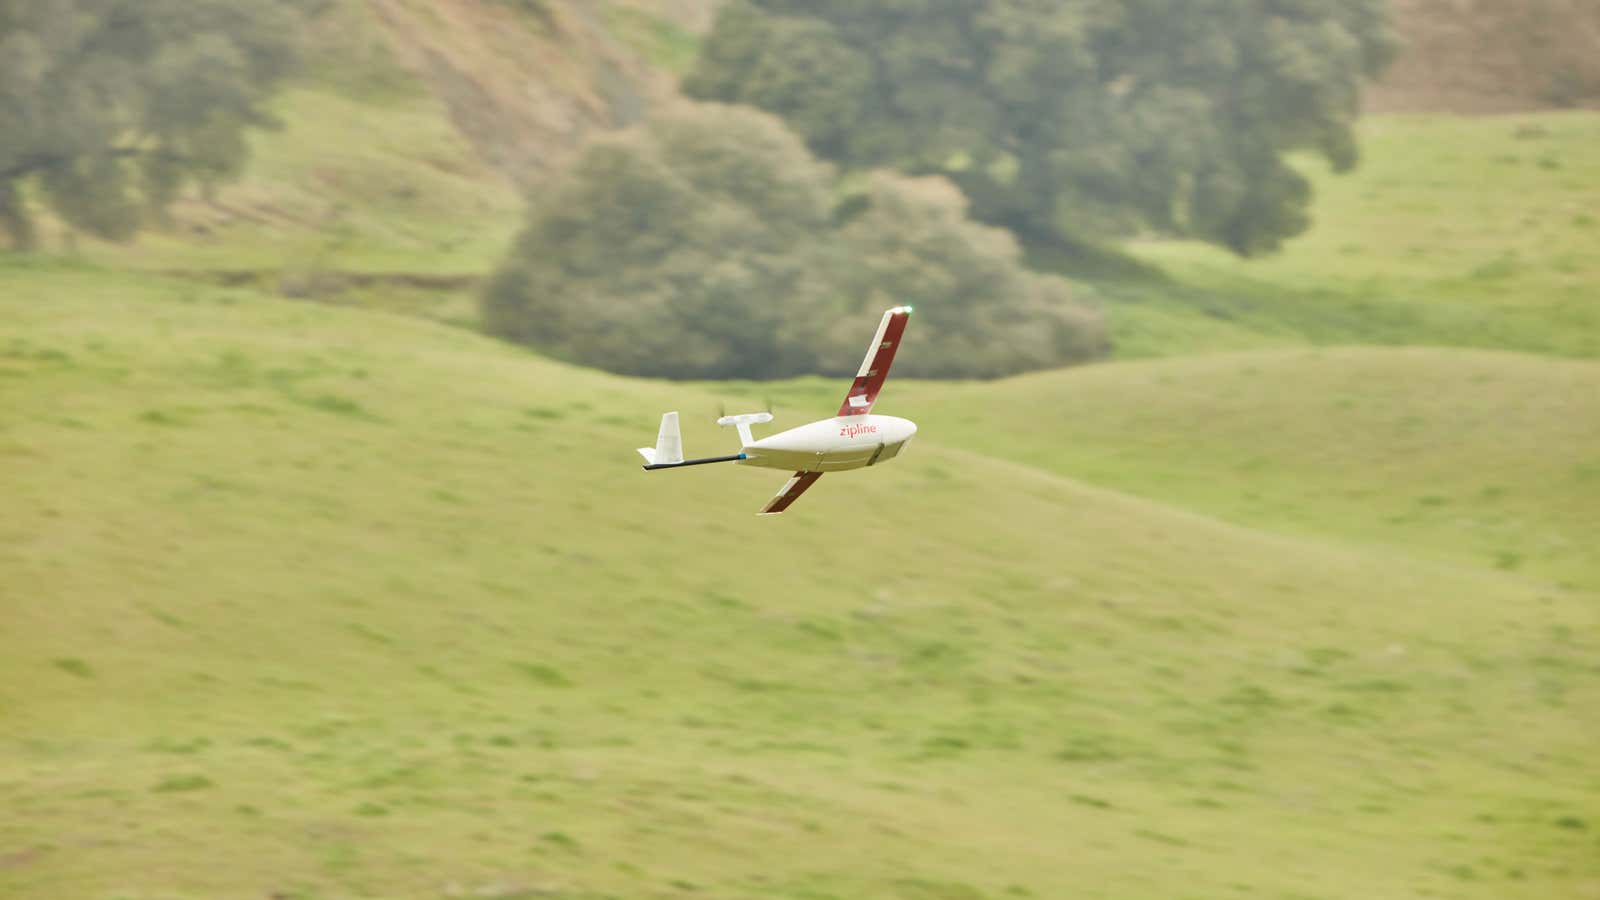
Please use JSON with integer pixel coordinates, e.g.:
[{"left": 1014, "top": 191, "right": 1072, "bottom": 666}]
[{"left": 838, "top": 306, "right": 912, "bottom": 417}]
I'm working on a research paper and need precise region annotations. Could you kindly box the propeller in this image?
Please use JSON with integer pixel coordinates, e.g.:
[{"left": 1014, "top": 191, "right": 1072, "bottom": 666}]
[{"left": 718, "top": 395, "right": 776, "bottom": 418}]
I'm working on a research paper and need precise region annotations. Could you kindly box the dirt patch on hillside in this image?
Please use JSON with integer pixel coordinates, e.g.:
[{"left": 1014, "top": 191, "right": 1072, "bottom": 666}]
[
  {"left": 170, "top": 269, "right": 482, "bottom": 293},
  {"left": 1369, "top": 0, "right": 1600, "bottom": 112},
  {"left": 621, "top": 0, "right": 723, "bottom": 33},
  {"left": 365, "top": 0, "right": 679, "bottom": 186},
  {"left": 365, "top": 0, "right": 1596, "bottom": 182}
]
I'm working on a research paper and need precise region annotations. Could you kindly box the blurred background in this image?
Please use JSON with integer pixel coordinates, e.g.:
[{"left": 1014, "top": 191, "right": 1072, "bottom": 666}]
[{"left": 2, "top": 1, "right": 1597, "bottom": 897}]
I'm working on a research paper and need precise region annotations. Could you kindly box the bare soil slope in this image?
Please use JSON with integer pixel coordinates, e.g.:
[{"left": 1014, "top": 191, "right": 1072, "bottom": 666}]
[
  {"left": 359, "top": 0, "right": 1600, "bottom": 182},
  {"left": 361, "top": 0, "right": 719, "bottom": 187},
  {"left": 1371, "top": 0, "right": 1600, "bottom": 112}
]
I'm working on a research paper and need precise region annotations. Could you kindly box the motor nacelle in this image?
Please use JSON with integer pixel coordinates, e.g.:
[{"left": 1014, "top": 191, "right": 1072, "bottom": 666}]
[{"left": 717, "top": 412, "right": 773, "bottom": 447}]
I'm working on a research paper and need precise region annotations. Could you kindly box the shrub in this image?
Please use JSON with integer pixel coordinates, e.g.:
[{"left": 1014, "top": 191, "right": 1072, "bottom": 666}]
[{"left": 483, "top": 104, "right": 1106, "bottom": 379}]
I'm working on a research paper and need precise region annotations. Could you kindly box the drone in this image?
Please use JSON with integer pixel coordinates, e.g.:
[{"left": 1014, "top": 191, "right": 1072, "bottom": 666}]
[{"left": 637, "top": 306, "right": 917, "bottom": 515}]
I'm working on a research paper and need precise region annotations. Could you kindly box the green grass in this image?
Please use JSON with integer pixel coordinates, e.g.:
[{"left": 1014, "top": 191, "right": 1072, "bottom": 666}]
[
  {"left": 20, "top": 43, "right": 521, "bottom": 330},
  {"left": 94, "top": 85, "right": 521, "bottom": 276},
  {"left": 28, "top": 1, "right": 523, "bottom": 283},
  {"left": 3, "top": 16, "right": 1599, "bottom": 896},
  {"left": 607, "top": 6, "right": 702, "bottom": 76},
  {"left": 1078, "top": 113, "right": 1600, "bottom": 360},
  {"left": 882, "top": 348, "right": 1600, "bottom": 592},
  {"left": 2, "top": 261, "right": 1597, "bottom": 898}
]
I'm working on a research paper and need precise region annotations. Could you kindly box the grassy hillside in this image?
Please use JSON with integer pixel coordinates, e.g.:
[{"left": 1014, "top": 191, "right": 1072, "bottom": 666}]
[
  {"left": 20, "top": 3, "right": 525, "bottom": 332},
  {"left": 1086, "top": 113, "right": 1600, "bottom": 361},
  {"left": 75, "top": 86, "right": 519, "bottom": 279},
  {"left": 718, "top": 345, "right": 1600, "bottom": 590},
  {"left": 49, "top": 102, "right": 1600, "bottom": 368},
  {"left": 17, "top": 0, "right": 1597, "bottom": 367},
  {"left": 891, "top": 349, "right": 1600, "bottom": 592},
  {"left": 3, "top": 262, "right": 1598, "bottom": 899},
  {"left": 5, "top": 3, "right": 1599, "bottom": 897}
]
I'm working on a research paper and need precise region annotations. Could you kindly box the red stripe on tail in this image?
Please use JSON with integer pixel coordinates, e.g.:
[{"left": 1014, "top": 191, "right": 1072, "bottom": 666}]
[{"left": 837, "top": 309, "right": 911, "bottom": 417}]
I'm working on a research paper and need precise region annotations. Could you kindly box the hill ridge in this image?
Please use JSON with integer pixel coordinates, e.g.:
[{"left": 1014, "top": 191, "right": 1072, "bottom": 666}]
[{"left": 5, "top": 265, "right": 1598, "bottom": 898}]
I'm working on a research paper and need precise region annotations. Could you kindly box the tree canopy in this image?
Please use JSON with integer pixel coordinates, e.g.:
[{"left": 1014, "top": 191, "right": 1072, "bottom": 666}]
[
  {"left": 0, "top": 0, "right": 316, "bottom": 248},
  {"left": 685, "top": 0, "right": 1398, "bottom": 256},
  {"left": 483, "top": 103, "right": 1106, "bottom": 380}
]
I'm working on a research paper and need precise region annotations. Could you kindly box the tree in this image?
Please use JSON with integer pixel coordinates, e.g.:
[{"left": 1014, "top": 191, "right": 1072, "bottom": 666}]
[
  {"left": 483, "top": 103, "right": 1106, "bottom": 380},
  {"left": 824, "top": 174, "right": 1108, "bottom": 378},
  {"left": 0, "top": 0, "right": 315, "bottom": 249},
  {"left": 685, "top": 0, "right": 1398, "bottom": 256},
  {"left": 484, "top": 103, "right": 838, "bottom": 380}
]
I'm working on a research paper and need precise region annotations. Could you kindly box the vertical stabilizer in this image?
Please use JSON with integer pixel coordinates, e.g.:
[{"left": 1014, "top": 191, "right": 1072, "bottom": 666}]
[
  {"left": 653, "top": 411, "right": 683, "bottom": 465},
  {"left": 639, "top": 411, "right": 747, "bottom": 469}
]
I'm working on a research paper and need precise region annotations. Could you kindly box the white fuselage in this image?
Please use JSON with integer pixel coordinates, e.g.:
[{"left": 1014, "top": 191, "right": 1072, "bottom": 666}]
[{"left": 739, "top": 415, "right": 917, "bottom": 473}]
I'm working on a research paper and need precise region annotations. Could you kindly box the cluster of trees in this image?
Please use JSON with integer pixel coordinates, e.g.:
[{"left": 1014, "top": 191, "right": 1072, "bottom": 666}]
[
  {"left": 3, "top": 0, "right": 1399, "bottom": 381},
  {"left": 0, "top": 0, "right": 318, "bottom": 249},
  {"left": 490, "top": 0, "right": 1397, "bottom": 379},
  {"left": 483, "top": 104, "right": 1107, "bottom": 379},
  {"left": 685, "top": 0, "right": 1397, "bottom": 256}
]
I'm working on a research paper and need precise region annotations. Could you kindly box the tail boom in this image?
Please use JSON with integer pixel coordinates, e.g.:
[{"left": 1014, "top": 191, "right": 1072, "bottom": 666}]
[{"left": 643, "top": 453, "right": 746, "bottom": 471}]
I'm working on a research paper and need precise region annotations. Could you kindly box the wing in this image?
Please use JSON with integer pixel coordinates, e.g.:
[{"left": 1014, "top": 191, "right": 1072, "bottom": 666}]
[
  {"left": 837, "top": 306, "right": 913, "bottom": 417},
  {"left": 759, "top": 471, "right": 824, "bottom": 516}
]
